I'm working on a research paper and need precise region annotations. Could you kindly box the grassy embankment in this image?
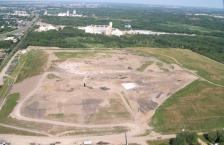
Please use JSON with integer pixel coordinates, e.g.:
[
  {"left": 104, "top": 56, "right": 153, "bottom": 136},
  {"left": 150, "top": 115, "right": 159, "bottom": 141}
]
[
  {"left": 0, "top": 93, "right": 19, "bottom": 122},
  {"left": 0, "top": 53, "right": 27, "bottom": 110},
  {"left": 0, "top": 49, "right": 46, "bottom": 105},
  {"left": 131, "top": 48, "right": 224, "bottom": 133},
  {"left": 54, "top": 50, "right": 112, "bottom": 60},
  {"left": 60, "top": 126, "right": 128, "bottom": 136},
  {"left": 0, "top": 50, "right": 48, "bottom": 135},
  {"left": 132, "top": 48, "right": 224, "bottom": 85},
  {"left": 16, "top": 49, "right": 48, "bottom": 82}
]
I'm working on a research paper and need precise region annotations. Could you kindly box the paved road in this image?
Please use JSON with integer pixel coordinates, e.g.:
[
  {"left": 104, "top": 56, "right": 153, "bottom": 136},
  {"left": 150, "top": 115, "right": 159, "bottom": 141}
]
[{"left": 0, "top": 51, "right": 19, "bottom": 79}]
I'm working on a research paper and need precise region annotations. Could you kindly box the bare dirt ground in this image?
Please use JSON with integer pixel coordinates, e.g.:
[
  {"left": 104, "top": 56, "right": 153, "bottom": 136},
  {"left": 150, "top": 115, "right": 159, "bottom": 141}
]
[
  {"left": 0, "top": 133, "right": 176, "bottom": 145},
  {"left": 5, "top": 47, "right": 198, "bottom": 144}
]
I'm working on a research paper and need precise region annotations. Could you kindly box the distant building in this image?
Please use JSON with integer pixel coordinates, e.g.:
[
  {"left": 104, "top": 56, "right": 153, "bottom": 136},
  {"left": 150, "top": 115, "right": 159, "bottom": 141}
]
[
  {"left": 56, "top": 9, "right": 83, "bottom": 17},
  {"left": 72, "top": 10, "right": 83, "bottom": 17},
  {"left": 4, "top": 37, "right": 17, "bottom": 43},
  {"left": 12, "top": 11, "right": 30, "bottom": 17},
  {"left": 58, "top": 11, "right": 70, "bottom": 17},
  {"left": 44, "top": 10, "right": 48, "bottom": 16},
  {"left": 111, "top": 28, "right": 123, "bottom": 36},
  {"left": 125, "top": 24, "right": 132, "bottom": 29},
  {"left": 83, "top": 140, "right": 92, "bottom": 145},
  {"left": 66, "top": 10, "right": 70, "bottom": 16},
  {"left": 35, "top": 22, "right": 63, "bottom": 32}
]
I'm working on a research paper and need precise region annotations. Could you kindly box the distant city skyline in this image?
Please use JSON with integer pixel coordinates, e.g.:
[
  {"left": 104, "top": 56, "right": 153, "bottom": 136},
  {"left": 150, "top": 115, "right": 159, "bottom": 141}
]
[
  {"left": 0, "top": 0, "right": 223, "bottom": 9},
  {"left": 83, "top": 0, "right": 223, "bottom": 8}
]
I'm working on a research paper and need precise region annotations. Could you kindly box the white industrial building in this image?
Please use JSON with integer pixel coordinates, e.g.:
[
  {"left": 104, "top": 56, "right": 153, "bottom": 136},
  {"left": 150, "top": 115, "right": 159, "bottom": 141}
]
[
  {"left": 58, "top": 11, "right": 70, "bottom": 17},
  {"left": 35, "top": 22, "right": 64, "bottom": 32},
  {"left": 78, "top": 22, "right": 123, "bottom": 36},
  {"left": 55, "top": 10, "right": 82, "bottom": 17},
  {"left": 4, "top": 37, "right": 17, "bottom": 43},
  {"left": 124, "top": 30, "right": 196, "bottom": 36},
  {"left": 78, "top": 22, "right": 195, "bottom": 37},
  {"left": 111, "top": 28, "right": 123, "bottom": 36},
  {"left": 73, "top": 10, "right": 76, "bottom": 15}
]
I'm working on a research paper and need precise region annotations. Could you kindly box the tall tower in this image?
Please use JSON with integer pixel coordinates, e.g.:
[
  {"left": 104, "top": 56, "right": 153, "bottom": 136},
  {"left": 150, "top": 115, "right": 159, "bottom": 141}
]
[
  {"left": 223, "top": 0, "right": 224, "bottom": 11},
  {"left": 106, "top": 22, "right": 113, "bottom": 36},
  {"left": 109, "top": 22, "right": 113, "bottom": 28},
  {"left": 73, "top": 10, "right": 76, "bottom": 15}
]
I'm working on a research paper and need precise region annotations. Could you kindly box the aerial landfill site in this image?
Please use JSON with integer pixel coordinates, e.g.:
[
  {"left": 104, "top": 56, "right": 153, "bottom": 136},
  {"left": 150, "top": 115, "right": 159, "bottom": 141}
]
[{"left": 4, "top": 47, "right": 197, "bottom": 144}]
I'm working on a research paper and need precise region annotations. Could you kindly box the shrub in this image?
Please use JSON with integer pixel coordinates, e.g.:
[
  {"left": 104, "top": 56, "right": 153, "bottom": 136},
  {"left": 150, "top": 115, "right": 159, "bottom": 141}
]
[
  {"left": 206, "top": 131, "right": 218, "bottom": 143},
  {"left": 217, "top": 130, "right": 224, "bottom": 143},
  {"left": 170, "top": 132, "right": 199, "bottom": 145}
]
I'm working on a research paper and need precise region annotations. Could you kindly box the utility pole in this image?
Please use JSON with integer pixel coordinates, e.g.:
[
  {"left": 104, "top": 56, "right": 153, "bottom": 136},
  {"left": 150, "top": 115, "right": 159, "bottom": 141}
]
[
  {"left": 125, "top": 132, "right": 128, "bottom": 145},
  {"left": 223, "top": 0, "right": 224, "bottom": 11}
]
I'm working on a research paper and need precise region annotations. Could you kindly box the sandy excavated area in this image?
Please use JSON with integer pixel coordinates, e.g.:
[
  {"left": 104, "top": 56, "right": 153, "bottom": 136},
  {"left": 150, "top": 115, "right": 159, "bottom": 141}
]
[{"left": 12, "top": 49, "right": 197, "bottom": 129}]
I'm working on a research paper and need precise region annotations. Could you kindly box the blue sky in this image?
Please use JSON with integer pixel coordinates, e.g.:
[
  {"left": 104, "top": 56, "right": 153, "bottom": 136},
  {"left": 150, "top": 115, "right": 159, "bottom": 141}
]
[
  {"left": 1, "top": 0, "right": 223, "bottom": 8},
  {"left": 82, "top": 0, "right": 223, "bottom": 8}
]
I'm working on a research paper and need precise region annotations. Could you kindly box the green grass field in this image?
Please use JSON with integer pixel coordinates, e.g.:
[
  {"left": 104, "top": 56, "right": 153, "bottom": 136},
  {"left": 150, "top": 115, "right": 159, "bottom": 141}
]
[
  {"left": 0, "top": 93, "right": 19, "bottom": 121},
  {"left": 147, "top": 139, "right": 169, "bottom": 145},
  {"left": 132, "top": 48, "right": 224, "bottom": 85},
  {"left": 152, "top": 80, "right": 224, "bottom": 133},
  {"left": 0, "top": 54, "right": 28, "bottom": 111},
  {"left": 61, "top": 127, "right": 128, "bottom": 136},
  {"left": 0, "top": 77, "right": 14, "bottom": 104},
  {"left": 131, "top": 48, "right": 224, "bottom": 133},
  {"left": 16, "top": 50, "right": 48, "bottom": 82},
  {"left": 54, "top": 51, "right": 98, "bottom": 60}
]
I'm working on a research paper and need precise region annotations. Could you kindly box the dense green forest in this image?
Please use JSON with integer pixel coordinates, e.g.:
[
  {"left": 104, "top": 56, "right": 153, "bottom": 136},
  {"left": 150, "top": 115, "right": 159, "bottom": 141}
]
[
  {"left": 42, "top": 7, "right": 224, "bottom": 37},
  {"left": 21, "top": 27, "right": 224, "bottom": 63},
  {"left": 20, "top": 6, "right": 224, "bottom": 63},
  {"left": 0, "top": 40, "right": 13, "bottom": 49}
]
